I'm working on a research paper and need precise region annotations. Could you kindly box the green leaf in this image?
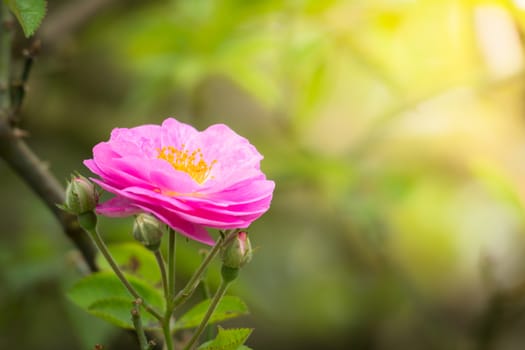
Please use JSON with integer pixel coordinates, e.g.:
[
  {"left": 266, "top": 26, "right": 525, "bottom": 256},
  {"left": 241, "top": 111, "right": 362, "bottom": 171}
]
[
  {"left": 96, "top": 242, "right": 162, "bottom": 286},
  {"left": 5, "top": 0, "right": 47, "bottom": 37},
  {"left": 174, "top": 296, "right": 249, "bottom": 331},
  {"left": 67, "top": 271, "right": 164, "bottom": 330},
  {"left": 198, "top": 327, "right": 253, "bottom": 350}
]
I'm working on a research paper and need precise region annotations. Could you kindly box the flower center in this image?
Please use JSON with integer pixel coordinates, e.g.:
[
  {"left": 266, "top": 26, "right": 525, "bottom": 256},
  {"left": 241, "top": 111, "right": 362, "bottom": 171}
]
[{"left": 157, "top": 145, "right": 216, "bottom": 184}]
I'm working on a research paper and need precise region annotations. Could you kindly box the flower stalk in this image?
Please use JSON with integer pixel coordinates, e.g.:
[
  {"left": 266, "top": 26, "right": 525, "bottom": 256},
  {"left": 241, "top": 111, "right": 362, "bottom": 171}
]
[
  {"left": 154, "top": 250, "right": 169, "bottom": 300},
  {"left": 171, "top": 230, "right": 235, "bottom": 310},
  {"left": 182, "top": 278, "right": 233, "bottom": 350},
  {"left": 81, "top": 218, "right": 163, "bottom": 321},
  {"left": 198, "top": 249, "right": 213, "bottom": 342},
  {"left": 162, "top": 314, "right": 174, "bottom": 350},
  {"left": 167, "top": 228, "right": 176, "bottom": 300},
  {"left": 131, "top": 299, "right": 149, "bottom": 350}
]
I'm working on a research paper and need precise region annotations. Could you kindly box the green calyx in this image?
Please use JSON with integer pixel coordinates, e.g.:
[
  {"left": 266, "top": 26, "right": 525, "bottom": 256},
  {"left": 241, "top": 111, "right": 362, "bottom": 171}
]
[
  {"left": 78, "top": 211, "right": 97, "bottom": 231},
  {"left": 221, "top": 265, "right": 239, "bottom": 283}
]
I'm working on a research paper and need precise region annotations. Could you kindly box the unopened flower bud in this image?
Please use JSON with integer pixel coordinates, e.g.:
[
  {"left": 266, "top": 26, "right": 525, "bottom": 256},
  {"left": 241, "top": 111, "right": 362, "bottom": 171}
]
[
  {"left": 221, "top": 231, "right": 252, "bottom": 269},
  {"left": 133, "top": 214, "right": 164, "bottom": 251},
  {"left": 63, "top": 174, "right": 98, "bottom": 215}
]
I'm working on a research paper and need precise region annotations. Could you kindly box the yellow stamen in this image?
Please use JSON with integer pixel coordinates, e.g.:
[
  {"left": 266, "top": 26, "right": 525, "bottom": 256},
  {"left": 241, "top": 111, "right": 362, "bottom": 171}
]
[{"left": 157, "top": 145, "right": 216, "bottom": 184}]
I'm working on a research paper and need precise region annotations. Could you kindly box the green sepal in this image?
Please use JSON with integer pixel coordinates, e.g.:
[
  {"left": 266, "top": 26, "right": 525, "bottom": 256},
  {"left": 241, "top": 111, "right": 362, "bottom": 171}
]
[
  {"left": 78, "top": 212, "right": 97, "bottom": 231},
  {"left": 174, "top": 296, "right": 249, "bottom": 331},
  {"left": 4, "top": 0, "right": 47, "bottom": 37},
  {"left": 67, "top": 271, "right": 164, "bottom": 330},
  {"left": 221, "top": 266, "right": 239, "bottom": 283},
  {"left": 197, "top": 327, "right": 253, "bottom": 350}
]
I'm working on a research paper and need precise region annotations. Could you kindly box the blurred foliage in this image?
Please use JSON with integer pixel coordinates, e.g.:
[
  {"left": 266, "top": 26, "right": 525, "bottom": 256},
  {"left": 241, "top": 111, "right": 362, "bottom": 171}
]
[{"left": 5, "top": 0, "right": 525, "bottom": 349}]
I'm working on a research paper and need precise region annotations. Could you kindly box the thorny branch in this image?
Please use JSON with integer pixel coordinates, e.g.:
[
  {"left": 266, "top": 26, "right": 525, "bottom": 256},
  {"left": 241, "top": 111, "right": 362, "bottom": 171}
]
[{"left": 0, "top": 3, "right": 97, "bottom": 272}]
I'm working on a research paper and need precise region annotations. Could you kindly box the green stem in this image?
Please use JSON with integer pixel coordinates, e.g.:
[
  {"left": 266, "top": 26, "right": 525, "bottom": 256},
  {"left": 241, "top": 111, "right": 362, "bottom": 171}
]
[
  {"left": 198, "top": 250, "right": 213, "bottom": 342},
  {"left": 171, "top": 230, "right": 234, "bottom": 310},
  {"left": 161, "top": 229, "right": 177, "bottom": 350},
  {"left": 86, "top": 226, "right": 163, "bottom": 320},
  {"left": 154, "top": 250, "right": 169, "bottom": 300},
  {"left": 131, "top": 300, "right": 149, "bottom": 350},
  {"left": 162, "top": 315, "right": 174, "bottom": 350},
  {"left": 167, "top": 228, "right": 176, "bottom": 300},
  {"left": 183, "top": 279, "right": 231, "bottom": 350}
]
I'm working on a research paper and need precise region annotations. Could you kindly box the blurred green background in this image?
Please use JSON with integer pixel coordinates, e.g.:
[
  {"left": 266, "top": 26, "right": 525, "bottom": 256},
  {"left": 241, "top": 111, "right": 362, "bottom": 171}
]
[{"left": 4, "top": 0, "right": 525, "bottom": 349}]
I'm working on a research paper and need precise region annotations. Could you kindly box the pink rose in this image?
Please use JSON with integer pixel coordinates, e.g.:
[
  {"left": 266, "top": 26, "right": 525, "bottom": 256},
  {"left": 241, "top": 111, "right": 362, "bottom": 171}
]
[{"left": 84, "top": 118, "right": 274, "bottom": 244}]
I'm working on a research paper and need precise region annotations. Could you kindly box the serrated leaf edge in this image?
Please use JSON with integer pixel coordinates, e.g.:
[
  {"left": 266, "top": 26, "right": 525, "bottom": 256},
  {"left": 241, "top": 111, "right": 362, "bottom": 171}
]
[
  {"left": 174, "top": 296, "right": 249, "bottom": 331},
  {"left": 198, "top": 327, "right": 253, "bottom": 350}
]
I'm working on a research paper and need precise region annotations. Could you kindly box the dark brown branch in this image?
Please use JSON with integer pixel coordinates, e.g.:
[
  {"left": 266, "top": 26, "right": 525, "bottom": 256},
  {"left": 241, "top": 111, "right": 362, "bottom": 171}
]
[
  {"left": 10, "top": 39, "right": 40, "bottom": 122},
  {"left": 0, "top": 118, "right": 97, "bottom": 271}
]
